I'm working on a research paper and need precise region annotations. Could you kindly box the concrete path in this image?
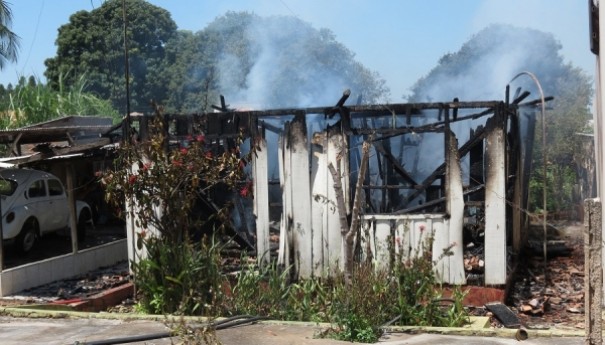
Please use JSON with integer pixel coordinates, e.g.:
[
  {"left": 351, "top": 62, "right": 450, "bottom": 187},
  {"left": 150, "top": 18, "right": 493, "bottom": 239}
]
[{"left": 0, "top": 316, "right": 586, "bottom": 345}]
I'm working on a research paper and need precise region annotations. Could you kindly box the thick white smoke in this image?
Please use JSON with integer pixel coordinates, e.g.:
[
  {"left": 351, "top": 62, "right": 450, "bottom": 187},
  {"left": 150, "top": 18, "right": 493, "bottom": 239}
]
[{"left": 216, "top": 15, "right": 353, "bottom": 109}]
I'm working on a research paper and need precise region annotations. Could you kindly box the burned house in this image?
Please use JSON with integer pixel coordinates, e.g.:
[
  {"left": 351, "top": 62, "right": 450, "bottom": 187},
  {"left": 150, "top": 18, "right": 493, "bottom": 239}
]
[{"left": 130, "top": 88, "right": 543, "bottom": 287}]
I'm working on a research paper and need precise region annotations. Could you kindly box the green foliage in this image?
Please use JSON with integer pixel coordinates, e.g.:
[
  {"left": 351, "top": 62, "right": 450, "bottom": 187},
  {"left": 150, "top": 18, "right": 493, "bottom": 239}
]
[
  {"left": 0, "top": 0, "right": 19, "bottom": 70},
  {"left": 392, "top": 229, "right": 468, "bottom": 328},
  {"left": 0, "top": 74, "right": 119, "bottom": 128},
  {"left": 228, "top": 258, "right": 290, "bottom": 317},
  {"left": 132, "top": 236, "right": 225, "bottom": 316},
  {"left": 286, "top": 278, "right": 329, "bottom": 322},
  {"left": 44, "top": 0, "right": 178, "bottom": 113},
  {"left": 224, "top": 232, "right": 468, "bottom": 344},
  {"left": 45, "top": 4, "right": 389, "bottom": 114},
  {"left": 327, "top": 263, "right": 392, "bottom": 342}
]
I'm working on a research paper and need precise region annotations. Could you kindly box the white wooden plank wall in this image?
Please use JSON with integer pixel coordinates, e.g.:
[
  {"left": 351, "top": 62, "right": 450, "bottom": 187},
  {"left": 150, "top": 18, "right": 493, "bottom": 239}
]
[
  {"left": 311, "top": 133, "right": 327, "bottom": 277},
  {"left": 444, "top": 132, "right": 466, "bottom": 284},
  {"left": 327, "top": 133, "right": 347, "bottom": 273},
  {"left": 277, "top": 132, "right": 290, "bottom": 268},
  {"left": 286, "top": 116, "right": 313, "bottom": 279},
  {"left": 484, "top": 125, "right": 507, "bottom": 285},
  {"left": 252, "top": 137, "right": 270, "bottom": 266}
]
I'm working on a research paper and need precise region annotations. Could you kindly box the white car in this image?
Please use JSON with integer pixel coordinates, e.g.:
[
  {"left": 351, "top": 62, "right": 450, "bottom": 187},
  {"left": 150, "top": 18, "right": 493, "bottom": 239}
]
[{"left": 0, "top": 169, "right": 93, "bottom": 253}]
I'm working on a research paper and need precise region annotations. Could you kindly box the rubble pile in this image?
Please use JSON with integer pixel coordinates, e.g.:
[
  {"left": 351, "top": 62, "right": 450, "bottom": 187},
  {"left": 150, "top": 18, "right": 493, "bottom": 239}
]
[{"left": 511, "top": 231, "right": 584, "bottom": 329}]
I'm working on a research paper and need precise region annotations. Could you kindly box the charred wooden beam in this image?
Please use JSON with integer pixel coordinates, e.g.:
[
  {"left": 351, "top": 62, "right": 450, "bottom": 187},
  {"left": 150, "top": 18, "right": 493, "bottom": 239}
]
[
  {"left": 518, "top": 96, "right": 554, "bottom": 107},
  {"left": 394, "top": 184, "right": 484, "bottom": 214},
  {"left": 372, "top": 141, "right": 418, "bottom": 186},
  {"left": 403, "top": 124, "right": 488, "bottom": 205},
  {"left": 512, "top": 91, "right": 531, "bottom": 105}
]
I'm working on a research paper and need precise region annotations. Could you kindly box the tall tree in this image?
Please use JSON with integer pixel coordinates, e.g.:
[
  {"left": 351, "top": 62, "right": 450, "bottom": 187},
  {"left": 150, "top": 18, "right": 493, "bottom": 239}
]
[
  {"left": 44, "top": 0, "right": 177, "bottom": 113},
  {"left": 0, "top": 0, "right": 19, "bottom": 69}
]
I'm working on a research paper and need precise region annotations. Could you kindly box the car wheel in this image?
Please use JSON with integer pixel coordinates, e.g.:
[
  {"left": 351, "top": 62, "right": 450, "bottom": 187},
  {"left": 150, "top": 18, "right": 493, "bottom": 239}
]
[
  {"left": 17, "top": 221, "right": 38, "bottom": 254},
  {"left": 77, "top": 209, "right": 91, "bottom": 242}
]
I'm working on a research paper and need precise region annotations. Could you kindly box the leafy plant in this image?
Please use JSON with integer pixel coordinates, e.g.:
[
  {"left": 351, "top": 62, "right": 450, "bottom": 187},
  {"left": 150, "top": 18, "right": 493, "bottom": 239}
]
[
  {"left": 228, "top": 257, "right": 290, "bottom": 317},
  {"left": 393, "top": 228, "right": 468, "bottom": 328},
  {"left": 131, "top": 236, "right": 225, "bottom": 316},
  {"left": 327, "top": 263, "right": 393, "bottom": 342},
  {"left": 101, "top": 106, "right": 251, "bottom": 315}
]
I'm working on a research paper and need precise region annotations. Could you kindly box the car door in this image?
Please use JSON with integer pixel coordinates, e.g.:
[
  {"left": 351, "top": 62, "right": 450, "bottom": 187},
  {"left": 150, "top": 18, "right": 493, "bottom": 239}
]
[
  {"left": 25, "top": 178, "right": 52, "bottom": 233},
  {"left": 46, "top": 178, "right": 69, "bottom": 231}
]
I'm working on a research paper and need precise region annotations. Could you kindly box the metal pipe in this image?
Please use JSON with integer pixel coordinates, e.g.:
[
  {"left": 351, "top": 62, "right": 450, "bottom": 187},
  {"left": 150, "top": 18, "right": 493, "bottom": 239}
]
[{"left": 507, "top": 71, "right": 548, "bottom": 284}]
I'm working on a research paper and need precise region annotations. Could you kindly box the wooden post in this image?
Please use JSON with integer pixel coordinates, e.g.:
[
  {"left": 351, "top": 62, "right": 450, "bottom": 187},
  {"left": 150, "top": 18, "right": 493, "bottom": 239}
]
[
  {"left": 252, "top": 137, "right": 270, "bottom": 266},
  {"left": 346, "top": 140, "right": 371, "bottom": 279},
  {"left": 443, "top": 130, "right": 466, "bottom": 284},
  {"left": 484, "top": 111, "right": 507, "bottom": 285},
  {"left": 66, "top": 164, "right": 79, "bottom": 254},
  {"left": 585, "top": 198, "right": 602, "bottom": 345}
]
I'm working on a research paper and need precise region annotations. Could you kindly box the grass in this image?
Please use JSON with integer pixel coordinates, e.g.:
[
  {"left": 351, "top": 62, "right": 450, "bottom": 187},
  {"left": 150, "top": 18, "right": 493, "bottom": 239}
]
[{"left": 0, "top": 74, "right": 119, "bottom": 129}]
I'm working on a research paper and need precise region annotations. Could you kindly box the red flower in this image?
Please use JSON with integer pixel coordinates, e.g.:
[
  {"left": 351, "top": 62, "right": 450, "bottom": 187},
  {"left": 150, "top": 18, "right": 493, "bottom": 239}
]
[
  {"left": 196, "top": 135, "right": 205, "bottom": 143},
  {"left": 128, "top": 174, "right": 137, "bottom": 185},
  {"left": 205, "top": 151, "right": 213, "bottom": 159},
  {"left": 240, "top": 180, "right": 254, "bottom": 198},
  {"left": 240, "top": 185, "right": 250, "bottom": 198},
  {"left": 172, "top": 159, "right": 183, "bottom": 167},
  {"left": 419, "top": 224, "right": 426, "bottom": 232},
  {"left": 180, "top": 147, "right": 188, "bottom": 155}
]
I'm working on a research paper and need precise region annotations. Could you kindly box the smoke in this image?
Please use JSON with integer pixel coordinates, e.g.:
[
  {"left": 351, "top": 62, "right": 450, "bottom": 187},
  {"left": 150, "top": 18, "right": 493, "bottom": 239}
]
[
  {"left": 411, "top": 24, "right": 565, "bottom": 102},
  {"left": 216, "top": 15, "right": 363, "bottom": 109}
]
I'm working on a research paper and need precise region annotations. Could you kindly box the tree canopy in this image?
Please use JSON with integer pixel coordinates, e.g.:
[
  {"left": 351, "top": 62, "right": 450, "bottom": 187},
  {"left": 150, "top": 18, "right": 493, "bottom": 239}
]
[
  {"left": 44, "top": 0, "right": 178, "bottom": 114},
  {"left": 45, "top": 7, "right": 389, "bottom": 114}
]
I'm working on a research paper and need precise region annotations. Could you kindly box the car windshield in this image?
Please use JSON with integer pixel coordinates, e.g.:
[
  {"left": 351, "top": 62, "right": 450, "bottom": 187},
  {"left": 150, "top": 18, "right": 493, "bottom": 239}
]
[{"left": 0, "top": 178, "right": 18, "bottom": 196}]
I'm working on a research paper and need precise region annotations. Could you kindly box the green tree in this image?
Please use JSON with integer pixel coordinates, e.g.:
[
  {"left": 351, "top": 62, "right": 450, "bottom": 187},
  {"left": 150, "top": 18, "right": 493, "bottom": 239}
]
[
  {"left": 164, "top": 12, "right": 389, "bottom": 112},
  {"left": 408, "top": 24, "right": 593, "bottom": 214},
  {"left": 44, "top": 0, "right": 177, "bottom": 113},
  {"left": 0, "top": 0, "right": 19, "bottom": 69}
]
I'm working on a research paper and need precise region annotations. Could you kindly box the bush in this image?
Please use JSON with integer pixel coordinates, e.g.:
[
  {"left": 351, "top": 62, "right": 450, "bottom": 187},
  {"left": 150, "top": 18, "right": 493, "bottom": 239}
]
[{"left": 132, "top": 236, "right": 224, "bottom": 316}]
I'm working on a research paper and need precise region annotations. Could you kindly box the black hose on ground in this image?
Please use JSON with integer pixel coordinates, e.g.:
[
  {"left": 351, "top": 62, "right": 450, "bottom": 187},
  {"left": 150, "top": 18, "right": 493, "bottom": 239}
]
[{"left": 74, "top": 315, "right": 266, "bottom": 345}]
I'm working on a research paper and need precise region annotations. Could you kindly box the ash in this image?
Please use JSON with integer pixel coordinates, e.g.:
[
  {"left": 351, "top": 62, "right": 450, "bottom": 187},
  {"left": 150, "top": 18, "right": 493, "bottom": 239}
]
[{"left": 3, "top": 261, "right": 130, "bottom": 304}]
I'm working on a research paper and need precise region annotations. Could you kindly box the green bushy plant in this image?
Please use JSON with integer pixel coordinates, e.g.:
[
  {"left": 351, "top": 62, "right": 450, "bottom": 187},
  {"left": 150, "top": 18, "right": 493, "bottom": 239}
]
[
  {"left": 132, "top": 236, "right": 224, "bottom": 315},
  {"left": 327, "top": 263, "right": 394, "bottom": 342},
  {"left": 102, "top": 107, "right": 251, "bottom": 316},
  {"left": 229, "top": 258, "right": 290, "bottom": 317}
]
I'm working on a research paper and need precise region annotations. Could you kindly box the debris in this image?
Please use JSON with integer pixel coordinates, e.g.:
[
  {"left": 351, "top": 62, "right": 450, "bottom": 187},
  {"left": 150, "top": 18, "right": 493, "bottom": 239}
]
[
  {"left": 511, "top": 224, "right": 585, "bottom": 329},
  {"left": 485, "top": 303, "right": 521, "bottom": 328}
]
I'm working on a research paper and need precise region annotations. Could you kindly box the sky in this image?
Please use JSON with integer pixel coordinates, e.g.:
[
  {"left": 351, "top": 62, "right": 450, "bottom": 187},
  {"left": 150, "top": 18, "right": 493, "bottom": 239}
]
[{"left": 0, "top": 0, "right": 595, "bottom": 103}]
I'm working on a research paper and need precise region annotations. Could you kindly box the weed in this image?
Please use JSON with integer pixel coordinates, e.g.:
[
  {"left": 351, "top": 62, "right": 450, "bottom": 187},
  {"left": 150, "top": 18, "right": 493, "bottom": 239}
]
[
  {"left": 132, "top": 236, "right": 225, "bottom": 316},
  {"left": 327, "top": 263, "right": 393, "bottom": 342}
]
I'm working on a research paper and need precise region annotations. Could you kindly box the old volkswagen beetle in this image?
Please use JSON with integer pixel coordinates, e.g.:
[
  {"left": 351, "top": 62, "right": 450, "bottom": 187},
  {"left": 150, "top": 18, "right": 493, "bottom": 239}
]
[{"left": 0, "top": 169, "right": 93, "bottom": 253}]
